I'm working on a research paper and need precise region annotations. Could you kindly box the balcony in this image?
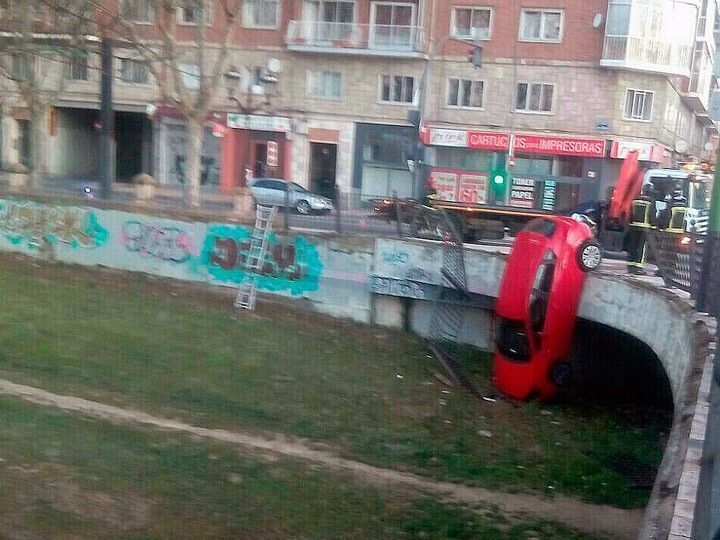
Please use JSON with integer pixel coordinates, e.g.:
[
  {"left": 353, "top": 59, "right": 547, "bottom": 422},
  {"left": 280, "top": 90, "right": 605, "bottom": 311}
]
[
  {"left": 601, "top": 35, "right": 693, "bottom": 76},
  {"left": 286, "top": 21, "right": 425, "bottom": 58}
]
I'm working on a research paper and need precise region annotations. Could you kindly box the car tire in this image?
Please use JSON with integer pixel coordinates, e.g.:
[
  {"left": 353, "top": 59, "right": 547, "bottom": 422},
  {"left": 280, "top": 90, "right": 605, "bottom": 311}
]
[
  {"left": 550, "top": 361, "right": 573, "bottom": 388},
  {"left": 296, "top": 200, "right": 311, "bottom": 215},
  {"left": 577, "top": 238, "right": 602, "bottom": 272}
]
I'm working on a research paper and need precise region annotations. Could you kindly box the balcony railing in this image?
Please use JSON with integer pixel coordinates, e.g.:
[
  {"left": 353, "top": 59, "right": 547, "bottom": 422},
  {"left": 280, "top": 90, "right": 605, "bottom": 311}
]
[
  {"left": 601, "top": 35, "right": 693, "bottom": 76},
  {"left": 286, "top": 21, "right": 424, "bottom": 56}
]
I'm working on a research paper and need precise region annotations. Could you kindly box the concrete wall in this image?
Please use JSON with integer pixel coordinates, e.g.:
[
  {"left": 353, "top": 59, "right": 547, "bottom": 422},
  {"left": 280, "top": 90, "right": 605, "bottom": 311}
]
[{"left": 0, "top": 198, "right": 373, "bottom": 322}]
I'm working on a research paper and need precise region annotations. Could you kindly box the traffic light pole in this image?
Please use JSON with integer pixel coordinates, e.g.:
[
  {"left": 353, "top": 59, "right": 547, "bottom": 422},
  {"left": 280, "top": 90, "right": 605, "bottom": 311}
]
[{"left": 100, "top": 37, "right": 114, "bottom": 200}]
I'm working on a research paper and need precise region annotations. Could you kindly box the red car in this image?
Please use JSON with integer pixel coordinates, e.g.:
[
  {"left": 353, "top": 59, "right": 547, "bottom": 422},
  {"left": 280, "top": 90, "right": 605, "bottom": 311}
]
[{"left": 493, "top": 216, "right": 602, "bottom": 401}]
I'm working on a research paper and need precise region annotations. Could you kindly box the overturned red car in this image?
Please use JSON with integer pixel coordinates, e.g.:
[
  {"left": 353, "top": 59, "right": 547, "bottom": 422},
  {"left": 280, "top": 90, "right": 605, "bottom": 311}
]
[{"left": 493, "top": 216, "right": 601, "bottom": 401}]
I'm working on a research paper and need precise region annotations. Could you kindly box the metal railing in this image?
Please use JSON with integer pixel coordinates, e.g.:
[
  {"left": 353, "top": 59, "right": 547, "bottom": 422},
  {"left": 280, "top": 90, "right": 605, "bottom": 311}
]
[
  {"left": 601, "top": 35, "right": 693, "bottom": 75},
  {"left": 286, "top": 20, "right": 424, "bottom": 53},
  {"left": 647, "top": 231, "right": 705, "bottom": 296}
]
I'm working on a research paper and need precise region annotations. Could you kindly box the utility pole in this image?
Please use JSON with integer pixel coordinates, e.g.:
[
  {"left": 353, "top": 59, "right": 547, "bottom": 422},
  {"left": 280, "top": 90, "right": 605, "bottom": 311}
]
[{"left": 99, "top": 37, "right": 114, "bottom": 200}]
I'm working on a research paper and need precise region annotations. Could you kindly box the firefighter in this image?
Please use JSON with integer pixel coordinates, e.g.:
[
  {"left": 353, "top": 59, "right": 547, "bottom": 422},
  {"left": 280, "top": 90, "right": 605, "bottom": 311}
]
[{"left": 626, "top": 183, "right": 656, "bottom": 274}]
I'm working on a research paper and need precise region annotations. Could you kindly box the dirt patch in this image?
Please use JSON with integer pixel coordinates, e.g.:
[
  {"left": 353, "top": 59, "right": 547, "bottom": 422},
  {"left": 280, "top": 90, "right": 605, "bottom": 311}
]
[{"left": 0, "top": 378, "right": 642, "bottom": 539}]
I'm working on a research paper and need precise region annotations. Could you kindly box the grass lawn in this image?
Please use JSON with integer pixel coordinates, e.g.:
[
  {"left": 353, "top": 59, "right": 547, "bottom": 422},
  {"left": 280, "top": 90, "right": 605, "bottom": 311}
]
[
  {"left": 0, "top": 395, "right": 598, "bottom": 539},
  {"left": 0, "top": 254, "right": 669, "bottom": 508}
]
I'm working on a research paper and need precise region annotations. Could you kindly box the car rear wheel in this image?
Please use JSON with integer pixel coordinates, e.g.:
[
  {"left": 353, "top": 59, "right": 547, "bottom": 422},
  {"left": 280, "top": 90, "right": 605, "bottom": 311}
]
[
  {"left": 577, "top": 239, "right": 602, "bottom": 272},
  {"left": 296, "top": 200, "right": 311, "bottom": 215},
  {"left": 550, "top": 361, "right": 573, "bottom": 388}
]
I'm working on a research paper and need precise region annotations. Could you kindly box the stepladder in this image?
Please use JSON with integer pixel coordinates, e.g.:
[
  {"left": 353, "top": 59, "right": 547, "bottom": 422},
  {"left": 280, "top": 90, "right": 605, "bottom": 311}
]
[{"left": 234, "top": 204, "right": 277, "bottom": 310}]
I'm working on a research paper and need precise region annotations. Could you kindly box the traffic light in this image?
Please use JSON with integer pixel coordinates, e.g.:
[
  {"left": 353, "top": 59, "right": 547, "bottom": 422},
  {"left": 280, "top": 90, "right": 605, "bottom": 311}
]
[
  {"left": 468, "top": 43, "right": 483, "bottom": 68},
  {"left": 491, "top": 167, "right": 509, "bottom": 203}
]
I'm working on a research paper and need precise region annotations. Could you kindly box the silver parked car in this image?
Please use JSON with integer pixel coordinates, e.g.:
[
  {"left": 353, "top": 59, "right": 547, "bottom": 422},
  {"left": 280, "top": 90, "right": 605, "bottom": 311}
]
[{"left": 249, "top": 178, "right": 334, "bottom": 215}]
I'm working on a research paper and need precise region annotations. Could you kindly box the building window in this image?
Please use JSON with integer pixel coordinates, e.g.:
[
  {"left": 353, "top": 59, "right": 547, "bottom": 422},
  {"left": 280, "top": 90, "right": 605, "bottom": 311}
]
[
  {"left": 66, "top": 51, "right": 88, "bottom": 81},
  {"left": 180, "top": 62, "right": 200, "bottom": 89},
  {"left": 624, "top": 89, "right": 654, "bottom": 121},
  {"left": 178, "top": 3, "right": 214, "bottom": 25},
  {"left": 120, "top": 0, "right": 154, "bottom": 22},
  {"left": 244, "top": 0, "right": 279, "bottom": 28},
  {"left": 379, "top": 74, "right": 414, "bottom": 104},
  {"left": 451, "top": 7, "right": 492, "bottom": 39},
  {"left": 519, "top": 9, "right": 563, "bottom": 42},
  {"left": 515, "top": 82, "right": 554, "bottom": 113},
  {"left": 120, "top": 59, "right": 149, "bottom": 84},
  {"left": 12, "top": 53, "right": 32, "bottom": 80},
  {"left": 307, "top": 70, "right": 342, "bottom": 99},
  {"left": 446, "top": 78, "right": 484, "bottom": 108}
]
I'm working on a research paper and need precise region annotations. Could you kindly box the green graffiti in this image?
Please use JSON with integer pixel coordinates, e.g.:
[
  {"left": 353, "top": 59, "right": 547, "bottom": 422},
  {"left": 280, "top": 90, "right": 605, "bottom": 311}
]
[
  {"left": 198, "top": 224, "right": 323, "bottom": 296},
  {"left": 0, "top": 199, "right": 108, "bottom": 249}
]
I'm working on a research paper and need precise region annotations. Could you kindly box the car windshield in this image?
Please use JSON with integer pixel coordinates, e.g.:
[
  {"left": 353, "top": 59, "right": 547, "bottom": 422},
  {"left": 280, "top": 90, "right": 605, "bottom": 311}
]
[
  {"left": 495, "top": 318, "right": 531, "bottom": 363},
  {"left": 289, "top": 182, "right": 308, "bottom": 193}
]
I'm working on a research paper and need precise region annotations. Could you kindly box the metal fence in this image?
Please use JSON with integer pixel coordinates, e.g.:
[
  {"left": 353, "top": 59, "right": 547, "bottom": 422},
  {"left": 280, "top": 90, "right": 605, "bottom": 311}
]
[{"left": 647, "top": 231, "right": 705, "bottom": 296}]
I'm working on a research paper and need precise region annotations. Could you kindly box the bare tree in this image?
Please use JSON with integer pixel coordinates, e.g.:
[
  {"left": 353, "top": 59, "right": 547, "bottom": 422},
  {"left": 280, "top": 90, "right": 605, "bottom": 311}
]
[
  {"left": 0, "top": 0, "right": 94, "bottom": 188},
  {"left": 107, "top": 0, "right": 242, "bottom": 207}
]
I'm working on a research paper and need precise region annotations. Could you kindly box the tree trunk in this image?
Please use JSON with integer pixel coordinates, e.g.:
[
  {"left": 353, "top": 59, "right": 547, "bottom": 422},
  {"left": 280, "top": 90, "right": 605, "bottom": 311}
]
[
  {"left": 28, "top": 104, "right": 48, "bottom": 190},
  {"left": 185, "top": 116, "right": 203, "bottom": 208}
]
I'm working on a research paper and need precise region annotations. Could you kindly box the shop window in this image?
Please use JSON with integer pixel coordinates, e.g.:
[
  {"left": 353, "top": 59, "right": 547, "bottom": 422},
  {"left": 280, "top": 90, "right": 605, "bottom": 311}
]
[
  {"left": 379, "top": 74, "right": 414, "bottom": 104},
  {"left": 244, "top": 0, "right": 279, "bottom": 28},
  {"left": 556, "top": 156, "right": 583, "bottom": 178},
  {"left": 624, "top": 89, "right": 654, "bottom": 121},
  {"left": 515, "top": 82, "right": 554, "bottom": 113},
  {"left": 514, "top": 154, "right": 552, "bottom": 175},
  {"left": 446, "top": 78, "right": 484, "bottom": 108},
  {"left": 519, "top": 9, "right": 563, "bottom": 42},
  {"left": 451, "top": 7, "right": 492, "bottom": 39},
  {"left": 433, "top": 147, "right": 494, "bottom": 171},
  {"left": 555, "top": 183, "right": 579, "bottom": 211}
]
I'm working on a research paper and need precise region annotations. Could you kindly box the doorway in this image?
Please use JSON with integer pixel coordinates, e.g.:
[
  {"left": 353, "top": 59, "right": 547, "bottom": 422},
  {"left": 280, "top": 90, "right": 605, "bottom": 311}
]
[
  {"left": 18, "top": 119, "right": 31, "bottom": 168},
  {"left": 253, "top": 142, "right": 268, "bottom": 177},
  {"left": 309, "top": 142, "right": 337, "bottom": 199},
  {"left": 116, "top": 112, "right": 151, "bottom": 182}
]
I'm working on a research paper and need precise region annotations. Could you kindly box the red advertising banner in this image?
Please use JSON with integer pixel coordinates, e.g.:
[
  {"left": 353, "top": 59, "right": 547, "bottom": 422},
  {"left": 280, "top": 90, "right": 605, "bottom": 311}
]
[
  {"left": 467, "top": 132, "right": 511, "bottom": 151},
  {"left": 429, "top": 169, "right": 488, "bottom": 204},
  {"left": 513, "top": 135, "right": 606, "bottom": 157}
]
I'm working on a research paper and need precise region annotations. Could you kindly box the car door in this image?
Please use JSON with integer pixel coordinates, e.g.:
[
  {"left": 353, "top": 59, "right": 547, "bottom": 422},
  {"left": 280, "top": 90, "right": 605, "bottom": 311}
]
[
  {"left": 251, "top": 179, "right": 272, "bottom": 205},
  {"left": 268, "top": 180, "right": 288, "bottom": 206}
]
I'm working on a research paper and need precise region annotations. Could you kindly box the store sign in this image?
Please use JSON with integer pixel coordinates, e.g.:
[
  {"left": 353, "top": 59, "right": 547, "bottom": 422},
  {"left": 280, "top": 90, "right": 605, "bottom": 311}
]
[
  {"left": 467, "top": 132, "right": 511, "bottom": 151},
  {"left": 429, "top": 169, "right": 488, "bottom": 204},
  {"left": 428, "top": 129, "right": 468, "bottom": 147},
  {"left": 266, "top": 141, "right": 279, "bottom": 167},
  {"left": 610, "top": 140, "right": 664, "bottom": 162},
  {"left": 513, "top": 135, "right": 606, "bottom": 158},
  {"left": 542, "top": 180, "right": 557, "bottom": 211},
  {"left": 510, "top": 177, "right": 536, "bottom": 208},
  {"left": 227, "top": 113, "right": 291, "bottom": 132}
]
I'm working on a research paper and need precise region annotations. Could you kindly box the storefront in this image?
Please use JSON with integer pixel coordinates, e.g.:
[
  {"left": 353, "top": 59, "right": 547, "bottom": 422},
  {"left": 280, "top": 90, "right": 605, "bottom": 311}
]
[
  {"left": 352, "top": 123, "right": 416, "bottom": 199},
  {"left": 422, "top": 126, "right": 606, "bottom": 212},
  {"left": 220, "top": 113, "right": 292, "bottom": 194}
]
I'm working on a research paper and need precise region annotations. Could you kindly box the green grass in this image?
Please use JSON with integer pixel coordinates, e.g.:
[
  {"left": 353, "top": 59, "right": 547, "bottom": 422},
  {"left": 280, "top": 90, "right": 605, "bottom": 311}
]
[
  {"left": 0, "top": 395, "right": 597, "bottom": 539},
  {"left": 0, "top": 257, "right": 669, "bottom": 508}
]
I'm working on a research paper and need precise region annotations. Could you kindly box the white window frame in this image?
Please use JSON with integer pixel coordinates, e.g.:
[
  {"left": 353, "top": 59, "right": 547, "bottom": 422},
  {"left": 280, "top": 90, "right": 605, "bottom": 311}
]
[
  {"left": 243, "top": 0, "right": 281, "bottom": 29},
  {"left": 623, "top": 88, "right": 654, "bottom": 122},
  {"left": 119, "top": 58, "right": 150, "bottom": 85},
  {"left": 445, "top": 77, "right": 485, "bottom": 109},
  {"left": 518, "top": 9, "right": 564, "bottom": 43},
  {"left": 378, "top": 74, "right": 415, "bottom": 105},
  {"left": 65, "top": 51, "right": 89, "bottom": 81},
  {"left": 515, "top": 81, "right": 555, "bottom": 114},
  {"left": 450, "top": 6, "right": 493, "bottom": 40},
  {"left": 120, "top": 0, "right": 154, "bottom": 24},
  {"left": 307, "top": 70, "right": 342, "bottom": 100},
  {"left": 177, "top": 3, "right": 214, "bottom": 25}
]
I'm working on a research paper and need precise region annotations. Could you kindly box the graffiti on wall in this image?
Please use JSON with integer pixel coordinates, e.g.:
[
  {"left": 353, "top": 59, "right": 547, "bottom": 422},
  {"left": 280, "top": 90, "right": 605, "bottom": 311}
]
[
  {"left": 0, "top": 200, "right": 108, "bottom": 249},
  {"left": 120, "top": 221, "right": 195, "bottom": 262},
  {"left": 198, "top": 224, "right": 322, "bottom": 295}
]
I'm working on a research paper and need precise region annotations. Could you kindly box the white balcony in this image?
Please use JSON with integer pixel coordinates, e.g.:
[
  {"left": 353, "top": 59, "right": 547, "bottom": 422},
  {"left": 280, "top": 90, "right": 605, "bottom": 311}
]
[
  {"left": 286, "top": 20, "right": 425, "bottom": 57},
  {"left": 601, "top": 35, "right": 693, "bottom": 76}
]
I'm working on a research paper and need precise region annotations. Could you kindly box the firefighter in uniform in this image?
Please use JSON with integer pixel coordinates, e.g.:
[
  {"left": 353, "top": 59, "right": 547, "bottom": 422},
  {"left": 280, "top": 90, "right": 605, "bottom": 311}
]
[{"left": 626, "top": 183, "right": 656, "bottom": 274}]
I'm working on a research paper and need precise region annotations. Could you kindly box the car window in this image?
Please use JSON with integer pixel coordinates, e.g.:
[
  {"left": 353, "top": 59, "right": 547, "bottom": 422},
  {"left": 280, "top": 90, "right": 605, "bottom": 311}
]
[
  {"left": 253, "top": 180, "right": 270, "bottom": 189},
  {"left": 529, "top": 251, "right": 556, "bottom": 336},
  {"left": 269, "top": 180, "right": 287, "bottom": 191},
  {"left": 524, "top": 218, "right": 556, "bottom": 238},
  {"left": 495, "top": 318, "right": 531, "bottom": 363},
  {"left": 290, "top": 182, "right": 308, "bottom": 193}
]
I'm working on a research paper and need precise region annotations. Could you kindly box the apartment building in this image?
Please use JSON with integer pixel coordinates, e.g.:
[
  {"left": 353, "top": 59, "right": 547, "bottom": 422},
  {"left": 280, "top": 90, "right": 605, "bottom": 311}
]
[{"left": 0, "top": 0, "right": 717, "bottom": 207}]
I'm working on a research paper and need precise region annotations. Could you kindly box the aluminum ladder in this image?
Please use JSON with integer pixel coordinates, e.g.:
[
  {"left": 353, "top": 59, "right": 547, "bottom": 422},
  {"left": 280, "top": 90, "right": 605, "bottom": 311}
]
[{"left": 234, "top": 204, "right": 277, "bottom": 310}]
